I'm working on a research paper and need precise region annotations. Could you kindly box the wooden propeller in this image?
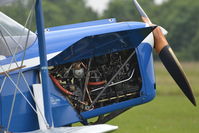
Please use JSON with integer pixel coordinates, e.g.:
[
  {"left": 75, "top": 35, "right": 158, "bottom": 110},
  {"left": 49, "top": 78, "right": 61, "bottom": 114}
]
[{"left": 133, "top": 0, "right": 196, "bottom": 106}]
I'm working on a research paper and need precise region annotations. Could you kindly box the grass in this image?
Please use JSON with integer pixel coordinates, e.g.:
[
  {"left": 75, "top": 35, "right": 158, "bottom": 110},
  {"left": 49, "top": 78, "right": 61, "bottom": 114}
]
[
  {"left": 154, "top": 62, "right": 199, "bottom": 96},
  {"left": 108, "top": 96, "right": 199, "bottom": 133},
  {"left": 106, "top": 62, "right": 199, "bottom": 133}
]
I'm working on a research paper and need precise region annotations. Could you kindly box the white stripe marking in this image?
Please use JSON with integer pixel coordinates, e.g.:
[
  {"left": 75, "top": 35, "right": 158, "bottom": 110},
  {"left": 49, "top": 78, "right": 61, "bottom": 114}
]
[{"left": 0, "top": 51, "right": 61, "bottom": 73}]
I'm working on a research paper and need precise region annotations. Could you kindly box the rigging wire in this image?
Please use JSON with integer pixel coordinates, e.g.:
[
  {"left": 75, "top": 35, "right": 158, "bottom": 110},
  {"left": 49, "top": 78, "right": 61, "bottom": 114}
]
[
  {"left": 0, "top": 33, "right": 21, "bottom": 93},
  {"left": 0, "top": 23, "right": 24, "bottom": 50},
  {"left": 0, "top": 3, "right": 35, "bottom": 93},
  {"left": 0, "top": 0, "right": 49, "bottom": 131},
  {"left": 7, "top": 3, "right": 48, "bottom": 131}
]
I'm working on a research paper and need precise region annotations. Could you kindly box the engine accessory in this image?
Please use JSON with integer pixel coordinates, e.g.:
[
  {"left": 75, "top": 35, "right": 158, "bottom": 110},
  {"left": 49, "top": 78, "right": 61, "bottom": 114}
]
[{"left": 49, "top": 49, "right": 142, "bottom": 112}]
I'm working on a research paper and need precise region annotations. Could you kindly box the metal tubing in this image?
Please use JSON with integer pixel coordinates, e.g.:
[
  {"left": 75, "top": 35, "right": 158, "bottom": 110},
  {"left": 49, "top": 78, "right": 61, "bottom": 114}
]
[{"left": 91, "top": 69, "right": 135, "bottom": 92}]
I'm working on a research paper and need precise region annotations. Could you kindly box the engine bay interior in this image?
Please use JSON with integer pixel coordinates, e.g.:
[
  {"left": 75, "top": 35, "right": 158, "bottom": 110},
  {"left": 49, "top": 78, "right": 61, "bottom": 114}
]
[{"left": 49, "top": 49, "right": 142, "bottom": 112}]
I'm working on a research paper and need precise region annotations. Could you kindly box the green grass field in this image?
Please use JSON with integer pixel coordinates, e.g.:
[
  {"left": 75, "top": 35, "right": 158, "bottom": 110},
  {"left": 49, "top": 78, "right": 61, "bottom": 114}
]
[{"left": 107, "top": 62, "right": 199, "bottom": 133}]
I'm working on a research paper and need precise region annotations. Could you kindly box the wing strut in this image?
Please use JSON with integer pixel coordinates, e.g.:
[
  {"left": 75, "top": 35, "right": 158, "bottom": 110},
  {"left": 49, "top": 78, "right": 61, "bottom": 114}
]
[{"left": 35, "top": 0, "right": 53, "bottom": 127}]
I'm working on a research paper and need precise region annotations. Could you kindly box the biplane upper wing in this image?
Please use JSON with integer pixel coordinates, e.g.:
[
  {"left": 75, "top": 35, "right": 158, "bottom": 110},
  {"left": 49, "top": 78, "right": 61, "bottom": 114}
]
[{"left": 20, "top": 124, "right": 118, "bottom": 133}]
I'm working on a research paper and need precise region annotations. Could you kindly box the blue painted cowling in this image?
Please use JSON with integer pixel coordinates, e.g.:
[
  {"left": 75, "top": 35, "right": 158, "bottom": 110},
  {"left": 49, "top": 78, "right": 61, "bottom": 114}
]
[{"left": 0, "top": 19, "right": 156, "bottom": 132}]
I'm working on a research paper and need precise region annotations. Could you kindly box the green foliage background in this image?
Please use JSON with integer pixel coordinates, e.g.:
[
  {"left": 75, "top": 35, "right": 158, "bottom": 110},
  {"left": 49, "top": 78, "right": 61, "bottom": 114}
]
[{"left": 0, "top": 0, "right": 199, "bottom": 60}]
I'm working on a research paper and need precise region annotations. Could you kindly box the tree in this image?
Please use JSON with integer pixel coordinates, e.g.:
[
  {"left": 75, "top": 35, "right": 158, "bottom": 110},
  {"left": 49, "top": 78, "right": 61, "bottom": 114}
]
[
  {"left": 0, "top": 0, "right": 32, "bottom": 26},
  {"left": 103, "top": 0, "right": 157, "bottom": 22},
  {"left": 103, "top": 0, "right": 199, "bottom": 60},
  {"left": 42, "top": 0, "right": 98, "bottom": 27},
  {"left": 157, "top": 0, "right": 199, "bottom": 60},
  {"left": 0, "top": 0, "right": 98, "bottom": 30}
]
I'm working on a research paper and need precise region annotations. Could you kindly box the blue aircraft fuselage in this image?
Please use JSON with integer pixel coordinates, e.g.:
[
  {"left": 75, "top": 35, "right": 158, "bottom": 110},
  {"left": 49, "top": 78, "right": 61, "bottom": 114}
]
[{"left": 0, "top": 18, "right": 156, "bottom": 132}]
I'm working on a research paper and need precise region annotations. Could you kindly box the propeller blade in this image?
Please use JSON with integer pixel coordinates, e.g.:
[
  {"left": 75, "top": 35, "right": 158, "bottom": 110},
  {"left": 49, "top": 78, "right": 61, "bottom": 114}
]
[
  {"left": 132, "top": 0, "right": 152, "bottom": 24},
  {"left": 132, "top": 0, "right": 196, "bottom": 106},
  {"left": 159, "top": 45, "right": 196, "bottom": 106}
]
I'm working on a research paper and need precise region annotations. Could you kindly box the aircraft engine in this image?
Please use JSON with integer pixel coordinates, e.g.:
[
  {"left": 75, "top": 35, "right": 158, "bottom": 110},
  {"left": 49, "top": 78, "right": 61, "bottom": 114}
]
[{"left": 49, "top": 49, "right": 142, "bottom": 112}]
